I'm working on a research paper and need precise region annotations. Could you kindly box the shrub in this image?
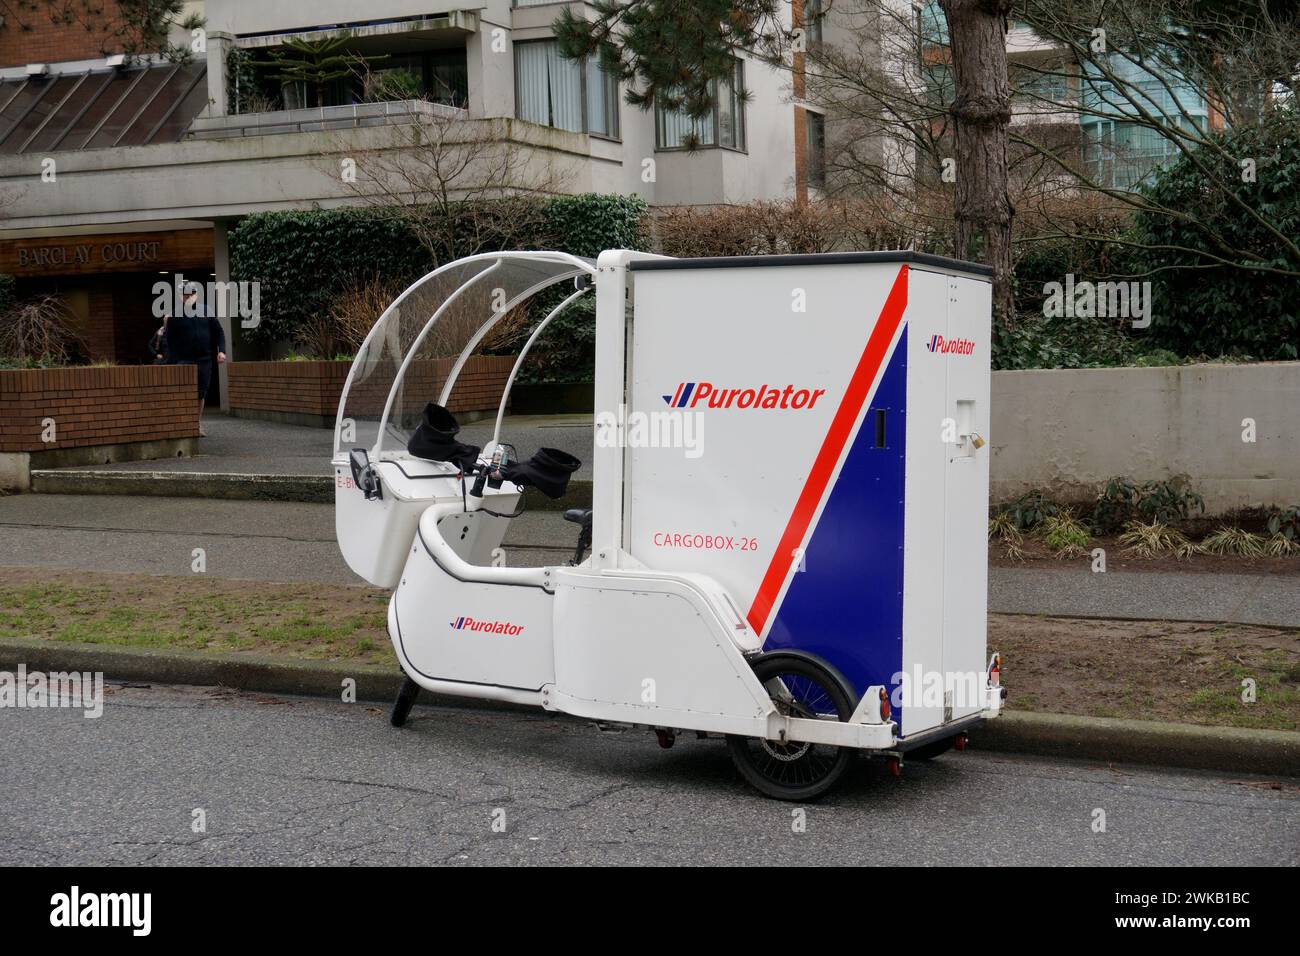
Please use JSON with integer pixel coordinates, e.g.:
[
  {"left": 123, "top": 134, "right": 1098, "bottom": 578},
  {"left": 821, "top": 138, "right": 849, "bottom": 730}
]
[
  {"left": 1118, "top": 521, "right": 1196, "bottom": 559},
  {"left": 1091, "top": 477, "right": 1139, "bottom": 534},
  {"left": 1128, "top": 112, "right": 1300, "bottom": 360},
  {"left": 1266, "top": 506, "right": 1300, "bottom": 543},
  {"left": 229, "top": 195, "right": 651, "bottom": 364},
  {"left": 546, "top": 193, "right": 649, "bottom": 258},
  {"left": 992, "top": 312, "right": 1169, "bottom": 370},
  {"left": 1199, "top": 527, "right": 1267, "bottom": 557},
  {"left": 1091, "top": 477, "right": 1203, "bottom": 533},
  {"left": 520, "top": 295, "right": 597, "bottom": 383},
  {"left": 653, "top": 197, "right": 947, "bottom": 259},
  {"left": 230, "top": 209, "right": 430, "bottom": 346},
  {"left": 290, "top": 273, "right": 408, "bottom": 360},
  {"left": 1136, "top": 479, "right": 1205, "bottom": 526},
  {"left": 1264, "top": 534, "right": 1300, "bottom": 557},
  {"left": 0, "top": 294, "right": 86, "bottom": 365},
  {"left": 999, "top": 491, "right": 1060, "bottom": 532},
  {"left": 988, "top": 511, "right": 1021, "bottom": 542},
  {"left": 1040, "top": 512, "right": 1092, "bottom": 558},
  {"left": 517, "top": 194, "right": 650, "bottom": 383}
]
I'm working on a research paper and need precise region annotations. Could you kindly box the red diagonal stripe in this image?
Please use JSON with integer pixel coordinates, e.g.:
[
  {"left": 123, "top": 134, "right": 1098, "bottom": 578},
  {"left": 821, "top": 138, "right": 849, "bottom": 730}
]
[{"left": 746, "top": 265, "right": 909, "bottom": 635}]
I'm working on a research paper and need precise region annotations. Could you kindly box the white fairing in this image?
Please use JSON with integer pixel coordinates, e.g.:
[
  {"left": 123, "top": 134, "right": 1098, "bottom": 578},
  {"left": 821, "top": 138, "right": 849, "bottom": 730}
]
[
  {"left": 334, "top": 457, "right": 517, "bottom": 589},
  {"left": 392, "top": 513, "right": 554, "bottom": 690}
]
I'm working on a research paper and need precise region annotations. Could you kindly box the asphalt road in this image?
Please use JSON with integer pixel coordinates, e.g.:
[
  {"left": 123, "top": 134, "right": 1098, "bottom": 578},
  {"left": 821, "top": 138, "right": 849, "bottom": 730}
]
[
  {"left": 0, "top": 682, "right": 1295, "bottom": 866},
  {"left": 0, "top": 493, "right": 1295, "bottom": 625},
  {"left": 0, "top": 493, "right": 572, "bottom": 583}
]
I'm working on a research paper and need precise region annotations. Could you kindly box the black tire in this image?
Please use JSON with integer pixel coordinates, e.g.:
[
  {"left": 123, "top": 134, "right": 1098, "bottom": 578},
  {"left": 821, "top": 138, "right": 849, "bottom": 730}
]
[
  {"left": 726, "top": 652, "right": 857, "bottom": 801},
  {"left": 905, "top": 736, "right": 956, "bottom": 761},
  {"left": 390, "top": 676, "right": 421, "bottom": 727}
]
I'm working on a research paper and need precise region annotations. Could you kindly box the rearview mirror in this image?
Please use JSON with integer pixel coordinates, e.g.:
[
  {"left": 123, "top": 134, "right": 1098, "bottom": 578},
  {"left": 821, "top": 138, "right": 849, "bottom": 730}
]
[{"left": 349, "top": 448, "right": 382, "bottom": 501}]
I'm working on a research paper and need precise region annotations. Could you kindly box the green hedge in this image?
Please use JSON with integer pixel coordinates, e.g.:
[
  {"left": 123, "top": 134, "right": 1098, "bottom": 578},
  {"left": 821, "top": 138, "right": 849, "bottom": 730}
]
[
  {"left": 528, "top": 194, "right": 649, "bottom": 382},
  {"left": 1128, "top": 114, "right": 1300, "bottom": 360},
  {"left": 229, "top": 209, "right": 429, "bottom": 345},
  {"left": 229, "top": 194, "right": 649, "bottom": 381}
]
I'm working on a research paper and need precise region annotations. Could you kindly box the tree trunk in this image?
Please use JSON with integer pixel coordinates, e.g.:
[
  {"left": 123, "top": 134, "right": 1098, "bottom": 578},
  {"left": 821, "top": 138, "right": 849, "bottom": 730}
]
[{"left": 938, "top": 0, "right": 1015, "bottom": 323}]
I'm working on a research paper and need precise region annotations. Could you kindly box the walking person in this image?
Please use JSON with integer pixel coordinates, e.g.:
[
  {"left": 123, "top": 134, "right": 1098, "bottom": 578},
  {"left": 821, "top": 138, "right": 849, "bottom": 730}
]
[
  {"left": 161, "top": 287, "right": 226, "bottom": 437},
  {"left": 147, "top": 325, "right": 167, "bottom": 363}
]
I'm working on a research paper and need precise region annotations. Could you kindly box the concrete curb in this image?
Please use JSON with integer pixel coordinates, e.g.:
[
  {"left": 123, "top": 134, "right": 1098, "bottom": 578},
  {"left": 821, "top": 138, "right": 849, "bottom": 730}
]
[
  {"left": 970, "top": 710, "right": 1300, "bottom": 776},
  {"left": 29, "top": 469, "right": 593, "bottom": 511},
  {"left": 2, "top": 637, "right": 1296, "bottom": 776},
  {"left": 31, "top": 470, "right": 333, "bottom": 503},
  {"left": 0, "top": 637, "right": 523, "bottom": 714}
]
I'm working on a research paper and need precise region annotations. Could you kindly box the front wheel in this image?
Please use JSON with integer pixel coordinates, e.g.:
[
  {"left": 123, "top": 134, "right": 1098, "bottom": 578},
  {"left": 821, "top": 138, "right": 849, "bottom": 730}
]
[
  {"left": 726, "top": 652, "right": 856, "bottom": 801},
  {"left": 390, "top": 676, "right": 421, "bottom": 727}
]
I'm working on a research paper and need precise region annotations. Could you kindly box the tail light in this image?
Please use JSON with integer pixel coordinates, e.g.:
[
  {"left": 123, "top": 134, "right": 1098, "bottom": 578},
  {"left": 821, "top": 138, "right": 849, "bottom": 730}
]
[{"left": 879, "top": 687, "right": 891, "bottom": 722}]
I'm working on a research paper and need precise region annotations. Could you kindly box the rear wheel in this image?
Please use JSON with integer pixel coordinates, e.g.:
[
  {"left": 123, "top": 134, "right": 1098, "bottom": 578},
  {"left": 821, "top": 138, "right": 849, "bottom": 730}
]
[{"left": 727, "top": 652, "right": 856, "bottom": 801}]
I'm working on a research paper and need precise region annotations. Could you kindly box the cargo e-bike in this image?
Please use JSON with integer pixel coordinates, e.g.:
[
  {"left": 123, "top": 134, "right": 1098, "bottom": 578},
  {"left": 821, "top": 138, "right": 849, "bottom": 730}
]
[{"left": 333, "top": 249, "right": 1004, "bottom": 800}]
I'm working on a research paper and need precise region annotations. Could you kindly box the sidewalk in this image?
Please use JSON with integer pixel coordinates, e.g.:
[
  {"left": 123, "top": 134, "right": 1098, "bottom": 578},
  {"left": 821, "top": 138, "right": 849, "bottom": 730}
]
[
  {"left": 32, "top": 412, "right": 594, "bottom": 505},
  {"left": 990, "top": 567, "right": 1297, "bottom": 628},
  {"left": 52, "top": 412, "right": 595, "bottom": 479},
  {"left": 1, "top": 493, "right": 1295, "bottom": 626}
]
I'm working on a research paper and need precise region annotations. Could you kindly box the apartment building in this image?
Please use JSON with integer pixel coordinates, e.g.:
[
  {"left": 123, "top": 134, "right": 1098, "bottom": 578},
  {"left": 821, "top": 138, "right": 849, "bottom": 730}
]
[
  {"left": 0, "top": 1, "right": 811, "bottom": 376},
  {"left": 804, "top": 0, "right": 1218, "bottom": 196}
]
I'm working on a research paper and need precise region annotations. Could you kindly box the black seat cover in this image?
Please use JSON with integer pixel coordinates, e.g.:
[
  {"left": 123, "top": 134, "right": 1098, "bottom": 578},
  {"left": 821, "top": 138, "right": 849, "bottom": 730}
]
[
  {"left": 407, "top": 403, "right": 480, "bottom": 470},
  {"left": 501, "top": 447, "right": 581, "bottom": 499}
]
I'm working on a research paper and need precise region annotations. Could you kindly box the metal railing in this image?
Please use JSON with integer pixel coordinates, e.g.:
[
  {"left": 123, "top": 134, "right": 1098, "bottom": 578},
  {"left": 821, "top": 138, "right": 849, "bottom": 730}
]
[{"left": 188, "top": 98, "right": 468, "bottom": 139}]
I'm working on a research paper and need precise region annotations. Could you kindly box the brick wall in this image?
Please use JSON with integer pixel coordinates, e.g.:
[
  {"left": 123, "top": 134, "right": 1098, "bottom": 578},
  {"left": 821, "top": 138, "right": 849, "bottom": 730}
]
[
  {"left": 228, "top": 356, "right": 516, "bottom": 421},
  {"left": 0, "top": 365, "right": 199, "bottom": 452},
  {"left": 0, "top": 2, "right": 126, "bottom": 67},
  {"left": 86, "top": 281, "right": 116, "bottom": 361}
]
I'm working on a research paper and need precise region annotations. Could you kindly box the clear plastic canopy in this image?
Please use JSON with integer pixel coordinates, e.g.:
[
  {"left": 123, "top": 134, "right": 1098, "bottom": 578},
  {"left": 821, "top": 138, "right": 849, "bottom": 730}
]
[{"left": 333, "top": 252, "right": 595, "bottom": 458}]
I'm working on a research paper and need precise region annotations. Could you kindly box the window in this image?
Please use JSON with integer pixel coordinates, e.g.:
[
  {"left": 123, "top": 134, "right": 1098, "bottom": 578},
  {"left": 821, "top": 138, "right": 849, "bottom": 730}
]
[
  {"left": 805, "top": 0, "right": 824, "bottom": 46},
  {"left": 515, "top": 40, "right": 620, "bottom": 138},
  {"left": 1014, "top": 67, "right": 1069, "bottom": 106},
  {"left": 585, "top": 56, "right": 619, "bottom": 138},
  {"left": 922, "top": 62, "right": 954, "bottom": 109},
  {"left": 427, "top": 50, "right": 469, "bottom": 107},
  {"left": 1081, "top": 117, "right": 1200, "bottom": 189},
  {"left": 361, "top": 51, "right": 468, "bottom": 107},
  {"left": 806, "top": 110, "right": 826, "bottom": 188},
  {"left": 655, "top": 58, "right": 746, "bottom": 150},
  {"left": 917, "top": 0, "right": 948, "bottom": 45}
]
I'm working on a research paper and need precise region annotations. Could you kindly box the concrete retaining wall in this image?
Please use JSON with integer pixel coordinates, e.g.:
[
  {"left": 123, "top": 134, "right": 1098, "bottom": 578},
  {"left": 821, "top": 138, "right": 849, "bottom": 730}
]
[{"left": 991, "top": 362, "right": 1300, "bottom": 513}]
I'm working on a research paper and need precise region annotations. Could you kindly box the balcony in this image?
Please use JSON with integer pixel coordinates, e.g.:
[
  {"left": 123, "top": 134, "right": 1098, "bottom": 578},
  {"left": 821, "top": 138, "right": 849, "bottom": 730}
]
[{"left": 188, "top": 99, "right": 467, "bottom": 140}]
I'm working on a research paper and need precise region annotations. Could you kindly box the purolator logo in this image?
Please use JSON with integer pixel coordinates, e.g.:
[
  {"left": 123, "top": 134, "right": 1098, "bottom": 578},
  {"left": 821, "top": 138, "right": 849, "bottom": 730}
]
[
  {"left": 925, "top": 334, "right": 976, "bottom": 355},
  {"left": 450, "top": 615, "right": 524, "bottom": 636},
  {"left": 662, "top": 382, "right": 827, "bottom": 409}
]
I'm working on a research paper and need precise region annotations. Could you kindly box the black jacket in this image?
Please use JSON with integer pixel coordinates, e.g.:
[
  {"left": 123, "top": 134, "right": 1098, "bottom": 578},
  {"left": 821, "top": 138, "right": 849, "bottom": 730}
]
[{"left": 163, "top": 315, "right": 226, "bottom": 363}]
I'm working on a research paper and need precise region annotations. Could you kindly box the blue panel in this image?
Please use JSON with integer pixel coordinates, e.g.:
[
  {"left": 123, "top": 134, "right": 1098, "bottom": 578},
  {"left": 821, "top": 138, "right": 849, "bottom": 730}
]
[{"left": 764, "top": 328, "right": 907, "bottom": 710}]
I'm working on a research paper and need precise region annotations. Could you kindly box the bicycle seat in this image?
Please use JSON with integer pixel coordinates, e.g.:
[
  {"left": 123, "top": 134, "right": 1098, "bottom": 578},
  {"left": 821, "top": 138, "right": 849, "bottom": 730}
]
[{"left": 563, "top": 508, "right": 593, "bottom": 528}]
